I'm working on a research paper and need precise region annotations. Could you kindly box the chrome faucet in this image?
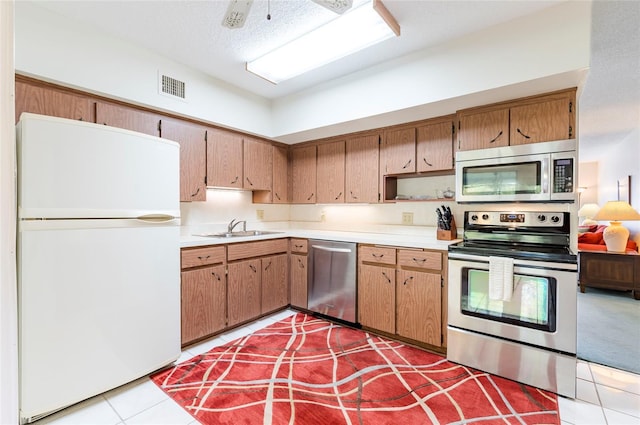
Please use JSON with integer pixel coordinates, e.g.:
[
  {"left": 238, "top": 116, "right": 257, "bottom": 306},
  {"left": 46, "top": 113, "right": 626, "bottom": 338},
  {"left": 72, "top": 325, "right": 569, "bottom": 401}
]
[{"left": 227, "top": 218, "right": 246, "bottom": 233}]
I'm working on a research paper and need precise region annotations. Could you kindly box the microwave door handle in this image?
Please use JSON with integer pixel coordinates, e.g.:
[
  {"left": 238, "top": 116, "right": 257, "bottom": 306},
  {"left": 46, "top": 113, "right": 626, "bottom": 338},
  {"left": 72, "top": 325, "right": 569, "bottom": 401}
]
[{"left": 541, "top": 157, "right": 550, "bottom": 193}]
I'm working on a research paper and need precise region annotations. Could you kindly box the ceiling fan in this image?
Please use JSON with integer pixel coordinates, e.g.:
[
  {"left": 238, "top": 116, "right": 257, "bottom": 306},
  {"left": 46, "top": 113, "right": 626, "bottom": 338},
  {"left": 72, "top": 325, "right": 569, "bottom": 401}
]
[{"left": 222, "top": 0, "right": 354, "bottom": 29}]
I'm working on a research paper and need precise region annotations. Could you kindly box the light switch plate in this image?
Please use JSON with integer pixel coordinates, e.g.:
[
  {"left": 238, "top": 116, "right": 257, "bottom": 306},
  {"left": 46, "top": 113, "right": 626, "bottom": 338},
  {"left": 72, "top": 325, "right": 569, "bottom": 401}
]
[
  {"left": 402, "top": 212, "right": 413, "bottom": 225},
  {"left": 256, "top": 209, "right": 264, "bottom": 220}
]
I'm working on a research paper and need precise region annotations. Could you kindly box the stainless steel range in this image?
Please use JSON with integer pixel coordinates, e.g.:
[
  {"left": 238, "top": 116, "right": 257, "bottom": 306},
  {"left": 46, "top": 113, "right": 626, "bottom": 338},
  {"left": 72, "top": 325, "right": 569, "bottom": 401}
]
[{"left": 447, "top": 211, "right": 577, "bottom": 398}]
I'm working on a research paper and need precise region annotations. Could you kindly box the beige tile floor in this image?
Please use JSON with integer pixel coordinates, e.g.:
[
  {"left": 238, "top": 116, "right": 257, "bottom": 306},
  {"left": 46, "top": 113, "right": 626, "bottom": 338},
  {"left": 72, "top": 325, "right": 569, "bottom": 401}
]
[{"left": 33, "top": 309, "right": 640, "bottom": 425}]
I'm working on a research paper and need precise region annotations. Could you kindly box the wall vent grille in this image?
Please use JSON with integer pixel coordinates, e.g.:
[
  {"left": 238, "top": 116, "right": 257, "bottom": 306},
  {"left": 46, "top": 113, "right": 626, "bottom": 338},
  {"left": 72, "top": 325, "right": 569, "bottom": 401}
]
[{"left": 160, "top": 74, "right": 186, "bottom": 100}]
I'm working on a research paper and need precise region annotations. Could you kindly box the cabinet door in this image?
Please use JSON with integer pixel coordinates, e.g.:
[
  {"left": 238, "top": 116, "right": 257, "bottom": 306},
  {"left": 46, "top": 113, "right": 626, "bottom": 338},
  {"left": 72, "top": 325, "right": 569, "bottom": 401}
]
[
  {"left": 244, "top": 137, "right": 273, "bottom": 190},
  {"left": 181, "top": 265, "right": 226, "bottom": 346},
  {"left": 358, "top": 264, "right": 395, "bottom": 334},
  {"left": 272, "top": 146, "right": 289, "bottom": 204},
  {"left": 317, "top": 140, "right": 346, "bottom": 203},
  {"left": 396, "top": 269, "right": 441, "bottom": 346},
  {"left": 162, "top": 119, "right": 207, "bottom": 201},
  {"left": 206, "top": 128, "right": 243, "bottom": 189},
  {"left": 96, "top": 102, "right": 161, "bottom": 137},
  {"left": 383, "top": 127, "right": 416, "bottom": 175},
  {"left": 261, "top": 254, "right": 289, "bottom": 313},
  {"left": 290, "top": 254, "right": 308, "bottom": 308},
  {"left": 15, "top": 80, "right": 94, "bottom": 123},
  {"left": 457, "top": 108, "right": 509, "bottom": 151},
  {"left": 291, "top": 145, "right": 317, "bottom": 203},
  {"left": 416, "top": 121, "right": 453, "bottom": 172},
  {"left": 228, "top": 259, "right": 262, "bottom": 327},
  {"left": 345, "top": 134, "right": 379, "bottom": 203},
  {"left": 510, "top": 98, "right": 572, "bottom": 145}
]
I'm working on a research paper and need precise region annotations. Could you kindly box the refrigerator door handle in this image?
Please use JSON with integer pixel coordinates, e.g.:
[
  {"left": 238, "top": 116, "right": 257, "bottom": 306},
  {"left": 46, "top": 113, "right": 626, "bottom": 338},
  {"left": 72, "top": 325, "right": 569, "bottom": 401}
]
[{"left": 136, "top": 214, "right": 179, "bottom": 223}]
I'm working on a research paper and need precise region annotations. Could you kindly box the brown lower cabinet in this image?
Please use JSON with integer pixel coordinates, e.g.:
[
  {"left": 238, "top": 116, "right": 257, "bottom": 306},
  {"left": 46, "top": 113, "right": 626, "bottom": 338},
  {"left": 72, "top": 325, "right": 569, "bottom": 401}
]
[
  {"left": 290, "top": 238, "right": 308, "bottom": 308},
  {"left": 180, "top": 246, "right": 227, "bottom": 346},
  {"left": 358, "top": 244, "right": 446, "bottom": 350}
]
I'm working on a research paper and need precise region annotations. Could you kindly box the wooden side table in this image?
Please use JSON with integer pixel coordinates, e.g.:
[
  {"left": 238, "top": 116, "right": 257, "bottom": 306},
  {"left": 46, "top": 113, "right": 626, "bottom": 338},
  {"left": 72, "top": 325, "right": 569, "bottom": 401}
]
[{"left": 578, "top": 249, "right": 640, "bottom": 300}]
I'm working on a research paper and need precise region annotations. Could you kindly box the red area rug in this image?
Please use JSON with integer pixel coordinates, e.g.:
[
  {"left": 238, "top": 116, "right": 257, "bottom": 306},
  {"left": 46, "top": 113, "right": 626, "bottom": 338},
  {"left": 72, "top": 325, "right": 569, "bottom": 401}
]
[{"left": 152, "top": 313, "right": 560, "bottom": 424}]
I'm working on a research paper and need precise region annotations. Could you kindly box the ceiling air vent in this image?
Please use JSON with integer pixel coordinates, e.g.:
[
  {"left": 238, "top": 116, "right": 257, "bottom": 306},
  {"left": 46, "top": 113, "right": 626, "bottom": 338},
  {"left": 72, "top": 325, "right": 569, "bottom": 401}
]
[{"left": 159, "top": 73, "right": 186, "bottom": 100}]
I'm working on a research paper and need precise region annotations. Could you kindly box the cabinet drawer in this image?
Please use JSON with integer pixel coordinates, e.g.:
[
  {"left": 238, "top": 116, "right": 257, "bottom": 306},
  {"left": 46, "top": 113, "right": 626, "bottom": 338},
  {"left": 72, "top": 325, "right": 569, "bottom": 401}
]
[
  {"left": 290, "top": 238, "right": 308, "bottom": 254},
  {"left": 359, "top": 246, "right": 396, "bottom": 266},
  {"left": 227, "top": 238, "right": 289, "bottom": 261},
  {"left": 398, "top": 250, "right": 442, "bottom": 271},
  {"left": 181, "top": 246, "right": 225, "bottom": 269}
]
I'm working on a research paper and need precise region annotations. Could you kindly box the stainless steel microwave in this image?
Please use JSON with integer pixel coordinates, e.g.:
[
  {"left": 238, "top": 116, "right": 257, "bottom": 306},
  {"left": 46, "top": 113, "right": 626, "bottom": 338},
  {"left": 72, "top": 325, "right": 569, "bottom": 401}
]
[{"left": 455, "top": 139, "right": 576, "bottom": 203}]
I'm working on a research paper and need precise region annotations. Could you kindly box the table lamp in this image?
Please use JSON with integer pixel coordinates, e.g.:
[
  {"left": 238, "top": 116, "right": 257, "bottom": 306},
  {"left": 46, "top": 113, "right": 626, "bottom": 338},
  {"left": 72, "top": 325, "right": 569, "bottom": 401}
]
[
  {"left": 578, "top": 203, "right": 600, "bottom": 226},
  {"left": 592, "top": 201, "right": 640, "bottom": 252}
]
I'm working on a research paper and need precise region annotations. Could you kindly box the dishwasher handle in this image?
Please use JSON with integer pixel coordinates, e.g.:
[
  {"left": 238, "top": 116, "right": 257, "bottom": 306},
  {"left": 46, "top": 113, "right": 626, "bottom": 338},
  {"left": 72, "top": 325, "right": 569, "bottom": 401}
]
[{"left": 311, "top": 245, "right": 353, "bottom": 253}]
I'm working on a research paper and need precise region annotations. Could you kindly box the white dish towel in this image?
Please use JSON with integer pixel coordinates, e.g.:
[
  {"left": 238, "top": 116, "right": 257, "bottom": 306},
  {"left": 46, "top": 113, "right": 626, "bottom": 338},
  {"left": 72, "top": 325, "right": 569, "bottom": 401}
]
[{"left": 489, "top": 256, "right": 514, "bottom": 302}]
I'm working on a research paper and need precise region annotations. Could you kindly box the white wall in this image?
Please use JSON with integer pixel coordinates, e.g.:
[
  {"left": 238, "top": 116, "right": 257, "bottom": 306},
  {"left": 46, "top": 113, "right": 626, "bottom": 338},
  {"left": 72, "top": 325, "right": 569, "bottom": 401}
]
[
  {"left": 0, "top": 0, "right": 18, "bottom": 423},
  {"left": 14, "top": 1, "right": 273, "bottom": 138},
  {"left": 595, "top": 128, "right": 640, "bottom": 244},
  {"left": 14, "top": 1, "right": 591, "bottom": 145},
  {"left": 272, "top": 1, "right": 592, "bottom": 143}
]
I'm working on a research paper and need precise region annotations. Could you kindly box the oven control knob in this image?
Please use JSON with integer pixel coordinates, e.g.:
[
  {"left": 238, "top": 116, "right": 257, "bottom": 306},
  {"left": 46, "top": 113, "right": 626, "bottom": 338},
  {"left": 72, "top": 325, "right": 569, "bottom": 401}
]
[
  {"left": 551, "top": 215, "right": 560, "bottom": 223},
  {"left": 470, "top": 214, "right": 478, "bottom": 222},
  {"left": 537, "top": 214, "right": 547, "bottom": 222},
  {"left": 482, "top": 214, "right": 489, "bottom": 220}
]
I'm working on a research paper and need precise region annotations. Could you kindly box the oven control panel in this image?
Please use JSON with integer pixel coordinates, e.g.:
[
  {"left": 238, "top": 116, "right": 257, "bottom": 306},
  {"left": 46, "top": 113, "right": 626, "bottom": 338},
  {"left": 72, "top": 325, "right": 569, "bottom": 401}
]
[{"left": 467, "top": 211, "right": 565, "bottom": 227}]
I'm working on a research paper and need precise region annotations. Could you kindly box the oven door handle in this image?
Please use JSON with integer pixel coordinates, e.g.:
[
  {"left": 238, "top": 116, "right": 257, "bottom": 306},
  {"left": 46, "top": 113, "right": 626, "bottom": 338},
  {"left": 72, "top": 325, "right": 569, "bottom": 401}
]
[{"left": 448, "top": 252, "right": 577, "bottom": 272}]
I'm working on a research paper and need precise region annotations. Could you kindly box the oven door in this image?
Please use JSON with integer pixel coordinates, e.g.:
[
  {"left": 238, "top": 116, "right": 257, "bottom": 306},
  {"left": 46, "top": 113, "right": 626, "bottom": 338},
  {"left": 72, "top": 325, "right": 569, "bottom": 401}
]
[{"left": 448, "top": 252, "right": 577, "bottom": 354}]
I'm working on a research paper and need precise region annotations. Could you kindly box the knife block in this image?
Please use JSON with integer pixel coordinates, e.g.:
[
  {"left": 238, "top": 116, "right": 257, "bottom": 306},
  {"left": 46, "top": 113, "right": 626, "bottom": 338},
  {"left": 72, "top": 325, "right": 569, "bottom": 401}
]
[{"left": 437, "top": 217, "right": 457, "bottom": 241}]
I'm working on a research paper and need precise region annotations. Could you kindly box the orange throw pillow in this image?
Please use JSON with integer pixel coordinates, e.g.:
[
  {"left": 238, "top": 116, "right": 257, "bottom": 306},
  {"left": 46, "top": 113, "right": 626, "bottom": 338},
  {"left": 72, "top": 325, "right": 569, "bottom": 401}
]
[{"left": 578, "top": 232, "right": 603, "bottom": 245}]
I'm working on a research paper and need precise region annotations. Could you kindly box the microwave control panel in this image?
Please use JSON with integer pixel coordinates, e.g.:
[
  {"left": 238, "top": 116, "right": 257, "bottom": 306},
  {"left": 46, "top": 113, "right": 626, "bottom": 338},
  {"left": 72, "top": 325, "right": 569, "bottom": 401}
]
[{"left": 553, "top": 158, "right": 574, "bottom": 193}]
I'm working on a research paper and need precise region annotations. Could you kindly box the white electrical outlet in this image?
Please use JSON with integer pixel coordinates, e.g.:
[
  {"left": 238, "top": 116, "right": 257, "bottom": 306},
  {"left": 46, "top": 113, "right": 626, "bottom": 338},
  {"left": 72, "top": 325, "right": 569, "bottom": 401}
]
[
  {"left": 402, "top": 212, "right": 413, "bottom": 225},
  {"left": 256, "top": 209, "right": 264, "bottom": 220}
]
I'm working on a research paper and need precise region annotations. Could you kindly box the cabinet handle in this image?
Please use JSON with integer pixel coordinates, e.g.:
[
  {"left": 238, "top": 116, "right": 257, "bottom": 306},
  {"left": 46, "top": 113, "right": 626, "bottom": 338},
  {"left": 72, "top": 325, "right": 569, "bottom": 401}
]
[
  {"left": 307, "top": 193, "right": 314, "bottom": 201},
  {"left": 334, "top": 192, "right": 342, "bottom": 200},
  {"left": 198, "top": 255, "right": 211, "bottom": 261},
  {"left": 381, "top": 271, "right": 391, "bottom": 284},
  {"left": 264, "top": 261, "right": 272, "bottom": 271},
  {"left": 191, "top": 187, "right": 200, "bottom": 197},
  {"left": 516, "top": 128, "right": 531, "bottom": 139},
  {"left": 489, "top": 130, "right": 503, "bottom": 144},
  {"left": 403, "top": 276, "right": 414, "bottom": 286},
  {"left": 412, "top": 257, "right": 426, "bottom": 265},
  {"left": 274, "top": 192, "right": 281, "bottom": 201},
  {"left": 211, "top": 272, "right": 221, "bottom": 281},
  {"left": 231, "top": 176, "right": 239, "bottom": 184},
  {"left": 350, "top": 191, "right": 358, "bottom": 200},
  {"left": 246, "top": 177, "right": 254, "bottom": 187},
  {"left": 297, "top": 258, "right": 305, "bottom": 269},
  {"left": 249, "top": 264, "right": 257, "bottom": 273},
  {"left": 372, "top": 253, "right": 384, "bottom": 260},
  {"left": 294, "top": 244, "right": 303, "bottom": 249},
  {"left": 423, "top": 158, "right": 433, "bottom": 167},
  {"left": 402, "top": 159, "right": 412, "bottom": 169}
]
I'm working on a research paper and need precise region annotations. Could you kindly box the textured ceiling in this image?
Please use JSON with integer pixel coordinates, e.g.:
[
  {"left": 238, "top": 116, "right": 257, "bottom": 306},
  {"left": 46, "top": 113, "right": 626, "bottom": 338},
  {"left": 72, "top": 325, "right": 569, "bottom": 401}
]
[{"left": 22, "top": 0, "right": 640, "bottom": 157}]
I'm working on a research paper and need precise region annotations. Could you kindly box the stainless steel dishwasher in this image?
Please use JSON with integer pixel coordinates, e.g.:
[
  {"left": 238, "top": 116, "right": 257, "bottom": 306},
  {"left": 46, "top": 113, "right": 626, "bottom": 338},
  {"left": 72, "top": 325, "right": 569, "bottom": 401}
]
[{"left": 308, "top": 239, "right": 357, "bottom": 324}]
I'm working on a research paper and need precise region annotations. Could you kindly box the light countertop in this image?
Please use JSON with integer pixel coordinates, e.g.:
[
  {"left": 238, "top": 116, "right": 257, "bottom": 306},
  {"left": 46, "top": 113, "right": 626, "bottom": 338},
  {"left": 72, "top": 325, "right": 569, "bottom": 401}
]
[{"left": 181, "top": 227, "right": 460, "bottom": 251}]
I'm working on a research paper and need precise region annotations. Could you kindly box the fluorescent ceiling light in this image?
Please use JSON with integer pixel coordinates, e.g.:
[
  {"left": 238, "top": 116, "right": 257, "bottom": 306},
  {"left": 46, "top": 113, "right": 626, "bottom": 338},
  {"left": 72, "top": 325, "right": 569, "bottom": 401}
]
[{"left": 246, "top": 0, "right": 400, "bottom": 84}]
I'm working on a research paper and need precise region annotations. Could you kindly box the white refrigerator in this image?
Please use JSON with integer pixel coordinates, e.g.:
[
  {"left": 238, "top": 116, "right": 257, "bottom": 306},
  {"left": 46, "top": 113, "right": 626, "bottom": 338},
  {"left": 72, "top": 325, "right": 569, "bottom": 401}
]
[{"left": 16, "top": 113, "right": 181, "bottom": 423}]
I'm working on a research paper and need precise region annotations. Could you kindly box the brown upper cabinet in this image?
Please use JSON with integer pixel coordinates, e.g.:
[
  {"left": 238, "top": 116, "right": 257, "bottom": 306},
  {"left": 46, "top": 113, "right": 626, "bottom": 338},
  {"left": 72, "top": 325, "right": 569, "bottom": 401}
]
[
  {"left": 15, "top": 78, "right": 94, "bottom": 123},
  {"left": 291, "top": 145, "right": 317, "bottom": 204},
  {"left": 345, "top": 133, "right": 380, "bottom": 203},
  {"left": 382, "top": 127, "right": 416, "bottom": 175},
  {"left": 316, "top": 140, "right": 346, "bottom": 203},
  {"left": 416, "top": 118, "right": 454, "bottom": 172},
  {"left": 161, "top": 118, "right": 206, "bottom": 202},
  {"left": 456, "top": 89, "right": 576, "bottom": 151},
  {"left": 243, "top": 137, "right": 272, "bottom": 191},
  {"left": 271, "top": 146, "right": 289, "bottom": 204},
  {"left": 206, "top": 128, "right": 243, "bottom": 189},
  {"left": 96, "top": 102, "right": 161, "bottom": 137}
]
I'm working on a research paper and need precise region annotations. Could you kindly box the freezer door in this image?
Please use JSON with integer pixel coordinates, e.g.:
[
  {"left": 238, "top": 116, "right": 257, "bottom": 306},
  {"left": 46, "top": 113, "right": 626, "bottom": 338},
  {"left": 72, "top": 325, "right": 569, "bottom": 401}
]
[
  {"left": 18, "top": 219, "right": 180, "bottom": 421},
  {"left": 17, "top": 113, "right": 180, "bottom": 219}
]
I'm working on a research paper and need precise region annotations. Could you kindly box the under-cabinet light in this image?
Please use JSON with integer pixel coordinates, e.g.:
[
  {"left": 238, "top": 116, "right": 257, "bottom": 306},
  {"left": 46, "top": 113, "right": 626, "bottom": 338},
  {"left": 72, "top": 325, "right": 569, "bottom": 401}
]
[{"left": 246, "top": 0, "right": 399, "bottom": 84}]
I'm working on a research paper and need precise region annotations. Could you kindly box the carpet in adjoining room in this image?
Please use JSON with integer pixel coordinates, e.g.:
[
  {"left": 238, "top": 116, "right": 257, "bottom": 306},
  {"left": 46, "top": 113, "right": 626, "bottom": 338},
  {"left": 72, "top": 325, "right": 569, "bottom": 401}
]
[
  {"left": 578, "top": 287, "right": 640, "bottom": 374},
  {"left": 152, "top": 313, "right": 559, "bottom": 425}
]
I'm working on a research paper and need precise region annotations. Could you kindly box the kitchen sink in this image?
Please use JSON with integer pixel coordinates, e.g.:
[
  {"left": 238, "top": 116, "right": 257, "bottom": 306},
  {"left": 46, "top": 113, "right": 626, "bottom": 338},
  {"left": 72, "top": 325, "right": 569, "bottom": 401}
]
[{"left": 193, "top": 230, "right": 284, "bottom": 238}]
